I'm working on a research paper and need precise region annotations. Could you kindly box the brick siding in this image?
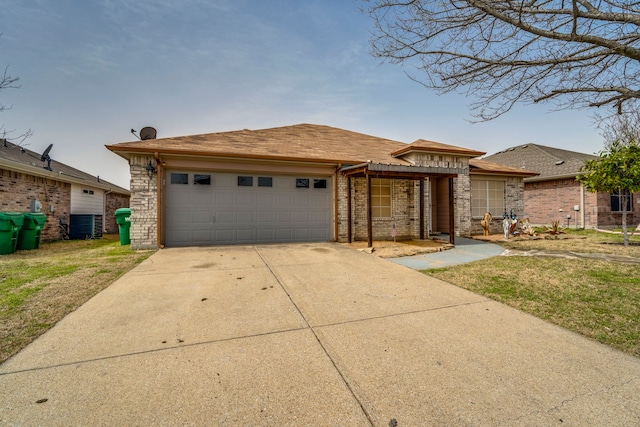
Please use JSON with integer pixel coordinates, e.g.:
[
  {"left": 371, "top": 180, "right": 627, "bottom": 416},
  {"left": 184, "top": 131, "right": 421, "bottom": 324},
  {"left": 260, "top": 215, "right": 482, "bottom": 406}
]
[
  {"left": 523, "top": 178, "right": 639, "bottom": 229},
  {"left": 128, "top": 155, "right": 158, "bottom": 249},
  {"left": 105, "top": 192, "right": 131, "bottom": 234},
  {"left": 0, "top": 168, "right": 71, "bottom": 241}
]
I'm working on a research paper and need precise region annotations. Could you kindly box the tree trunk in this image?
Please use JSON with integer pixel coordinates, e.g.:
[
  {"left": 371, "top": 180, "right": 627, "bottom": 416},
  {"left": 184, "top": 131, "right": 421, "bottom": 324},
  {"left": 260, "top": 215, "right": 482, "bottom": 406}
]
[{"left": 622, "top": 194, "right": 629, "bottom": 246}]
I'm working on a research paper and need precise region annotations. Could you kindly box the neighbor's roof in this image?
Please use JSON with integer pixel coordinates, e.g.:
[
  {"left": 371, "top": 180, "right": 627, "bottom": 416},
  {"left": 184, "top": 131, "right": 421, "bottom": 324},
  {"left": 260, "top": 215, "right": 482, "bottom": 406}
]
[
  {"left": 469, "top": 159, "right": 538, "bottom": 177},
  {"left": 107, "top": 123, "right": 534, "bottom": 177},
  {"left": 0, "top": 140, "right": 130, "bottom": 194},
  {"left": 482, "top": 143, "right": 597, "bottom": 182}
]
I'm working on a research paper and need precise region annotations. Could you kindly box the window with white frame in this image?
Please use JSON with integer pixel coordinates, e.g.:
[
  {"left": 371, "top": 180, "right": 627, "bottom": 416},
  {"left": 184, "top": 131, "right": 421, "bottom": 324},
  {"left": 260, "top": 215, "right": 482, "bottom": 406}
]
[
  {"left": 371, "top": 178, "right": 392, "bottom": 218},
  {"left": 611, "top": 189, "right": 632, "bottom": 212},
  {"left": 471, "top": 179, "right": 505, "bottom": 217}
]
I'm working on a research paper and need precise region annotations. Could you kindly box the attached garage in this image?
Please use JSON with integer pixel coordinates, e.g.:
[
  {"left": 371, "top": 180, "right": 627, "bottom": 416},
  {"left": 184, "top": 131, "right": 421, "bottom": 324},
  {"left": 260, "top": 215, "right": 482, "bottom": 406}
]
[{"left": 164, "top": 171, "right": 332, "bottom": 246}]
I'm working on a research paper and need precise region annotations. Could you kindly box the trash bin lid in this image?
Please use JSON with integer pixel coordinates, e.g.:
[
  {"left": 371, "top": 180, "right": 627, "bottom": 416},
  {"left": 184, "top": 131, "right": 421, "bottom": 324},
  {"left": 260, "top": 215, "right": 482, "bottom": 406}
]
[
  {"left": 23, "top": 212, "right": 47, "bottom": 225},
  {"left": 0, "top": 212, "right": 25, "bottom": 226},
  {"left": 115, "top": 208, "right": 131, "bottom": 216}
]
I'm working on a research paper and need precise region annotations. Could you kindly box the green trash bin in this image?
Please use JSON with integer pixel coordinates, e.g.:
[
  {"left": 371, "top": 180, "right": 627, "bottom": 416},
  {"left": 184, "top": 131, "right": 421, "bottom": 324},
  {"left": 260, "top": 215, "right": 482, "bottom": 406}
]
[
  {"left": 115, "top": 208, "right": 132, "bottom": 245},
  {"left": 17, "top": 213, "right": 47, "bottom": 250},
  {"left": 0, "top": 212, "right": 25, "bottom": 255}
]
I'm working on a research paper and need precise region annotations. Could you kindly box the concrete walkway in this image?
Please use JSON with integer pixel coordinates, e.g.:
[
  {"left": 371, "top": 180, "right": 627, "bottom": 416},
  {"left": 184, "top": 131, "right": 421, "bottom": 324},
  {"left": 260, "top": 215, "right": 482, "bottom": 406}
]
[
  {"left": 389, "top": 237, "right": 504, "bottom": 270},
  {"left": 1, "top": 243, "right": 638, "bottom": 426}
]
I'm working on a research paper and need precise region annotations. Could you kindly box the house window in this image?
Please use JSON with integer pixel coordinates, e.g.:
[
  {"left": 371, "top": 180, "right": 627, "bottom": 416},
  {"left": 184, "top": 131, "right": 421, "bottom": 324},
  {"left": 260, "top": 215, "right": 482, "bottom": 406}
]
[
  {"left": 194, "top": 174, "right": 211, "bottom": 185},
  {"left": 170, "top": 173, "right": 188, "bottom": 185},
  {"left": 371, "top": 178, "right": 392, "bottom": 218},
  {"left": 82, "top": 189, "right": 94, "bottom": 195},
  {"left": 296, "top": 178, "right": 310, "bottom": 188},
  {"left": 258, "top": 177, "right": 273, "bottom": 187},
  {"left": 611, "top": 189, "right": 632, "bottom": 212},
  {"left": 237, "top": 176, "right": 253, "bottom": 187},
  {"left": 313, "top": 179, "right": 327, "bottom": 189},
  {"left": 471, "top": 179, "right": 505, "bottom": 217}
]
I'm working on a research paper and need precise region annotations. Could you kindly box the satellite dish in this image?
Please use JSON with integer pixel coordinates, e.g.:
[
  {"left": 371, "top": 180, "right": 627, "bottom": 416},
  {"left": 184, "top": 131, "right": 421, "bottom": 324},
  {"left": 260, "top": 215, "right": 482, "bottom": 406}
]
[
  {"left": 40, "top": 144, "right": 53, "bottom": 162},
  {"left": 139, "top": 127, "right": 157, "bottom": 140},
  {"left": 40, "top": 144, "right": 53, "bottom": 171}
]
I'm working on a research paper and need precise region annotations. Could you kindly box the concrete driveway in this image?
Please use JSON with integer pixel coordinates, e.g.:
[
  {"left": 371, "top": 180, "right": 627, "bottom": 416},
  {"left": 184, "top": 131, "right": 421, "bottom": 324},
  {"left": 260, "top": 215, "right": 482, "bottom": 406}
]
[{"left": 1, "top": 243, "right": 638, "bottom": 426}]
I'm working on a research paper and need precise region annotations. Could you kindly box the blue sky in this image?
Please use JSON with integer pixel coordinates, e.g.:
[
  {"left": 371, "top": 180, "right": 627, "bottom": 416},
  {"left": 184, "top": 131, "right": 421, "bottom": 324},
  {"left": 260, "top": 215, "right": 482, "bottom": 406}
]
[{"left": 1, "top": 0, "right": 604, "bottom": 189}]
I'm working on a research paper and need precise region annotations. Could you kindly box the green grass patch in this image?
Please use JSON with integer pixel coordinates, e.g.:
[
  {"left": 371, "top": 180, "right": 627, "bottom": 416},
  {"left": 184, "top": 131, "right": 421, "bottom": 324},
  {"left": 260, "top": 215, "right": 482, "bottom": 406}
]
[
  {"left": 425, "top": 256, "right": 640, "bottom": 357},
  {"left": 0, "top": 236, "right": 155, "bottom": 364}
]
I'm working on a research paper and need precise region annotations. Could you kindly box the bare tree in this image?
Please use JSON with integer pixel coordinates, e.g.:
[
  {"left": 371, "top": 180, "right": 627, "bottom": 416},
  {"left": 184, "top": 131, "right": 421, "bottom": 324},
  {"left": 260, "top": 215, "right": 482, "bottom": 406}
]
[
  {"left": 365, "top": 1, "right": 640, "bottom": 120},
  {"left": 0, "top": 55, "right": 32, "bottom": 143}
]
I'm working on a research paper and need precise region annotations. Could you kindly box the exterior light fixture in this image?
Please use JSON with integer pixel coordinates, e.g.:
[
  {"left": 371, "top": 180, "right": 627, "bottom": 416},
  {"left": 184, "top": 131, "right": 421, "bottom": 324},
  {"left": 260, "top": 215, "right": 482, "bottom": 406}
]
[{"left": 145, "top": 160, "right": 157, "bottom": 179}]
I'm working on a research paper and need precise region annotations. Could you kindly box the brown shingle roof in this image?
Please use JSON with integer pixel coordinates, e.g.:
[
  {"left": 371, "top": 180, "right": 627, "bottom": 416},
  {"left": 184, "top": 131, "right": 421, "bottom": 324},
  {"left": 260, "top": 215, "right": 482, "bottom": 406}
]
[
  {"left": 107, "top": 123, "right": 537, "bottom": 177},
  {"left": 107, "top": 124, "right": 412, "bottom": 165},
  {"left": 482, "top": 144, "right": 597, "bottom": 181},
  {"left": 392, "top": 139, "right": 485, "bottom": 158},
  {"left": 0, "top": 140, "right": 129, "bottom": 194},
  {"left": 469, "top": 158, "right": 538, "bottom": 177}
]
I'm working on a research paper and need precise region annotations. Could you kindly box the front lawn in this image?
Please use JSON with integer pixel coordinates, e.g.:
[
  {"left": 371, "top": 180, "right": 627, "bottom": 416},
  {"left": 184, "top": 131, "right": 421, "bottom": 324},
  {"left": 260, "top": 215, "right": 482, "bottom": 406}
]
[
  {"left": 0, "top": 235, "right": 154, "bottom": 364},
  {"left": 425, "top": 230, "right": 640, "bottom": 357}
]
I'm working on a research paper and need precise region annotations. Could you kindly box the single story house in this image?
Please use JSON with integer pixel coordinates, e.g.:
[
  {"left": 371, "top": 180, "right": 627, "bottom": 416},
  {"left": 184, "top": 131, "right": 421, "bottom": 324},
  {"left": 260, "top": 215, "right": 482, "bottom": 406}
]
[
  {"left": 106, "top": 124, "right": 537, "bottom": 249},
  {"left": 0, "top": 139, "right": 130, "bottom": 241},
  {"left": 482, "top": 143, "right": 640, "bottom": 228}
]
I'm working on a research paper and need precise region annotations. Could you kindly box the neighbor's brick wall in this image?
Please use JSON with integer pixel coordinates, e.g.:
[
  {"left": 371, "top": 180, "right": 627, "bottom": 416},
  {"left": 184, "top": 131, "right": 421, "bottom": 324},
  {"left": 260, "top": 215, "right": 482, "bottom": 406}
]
[
  {"left": 0, "top": 168, "right": 71, "bottom": 241},
  {"left": 129, "top": 155, "right": 158, "bottom": 249},
  {"left": 520, "top": 179, "right": 640, "bottom": 229},
  {"left": 594, "top": 190, "right": 640, "bottom": 228},
  {"left": 524, "top": 179, "right": 585, "bottom": 227},
  {"left": 104, "top": 192, "right": 130, "bottom": 234}
]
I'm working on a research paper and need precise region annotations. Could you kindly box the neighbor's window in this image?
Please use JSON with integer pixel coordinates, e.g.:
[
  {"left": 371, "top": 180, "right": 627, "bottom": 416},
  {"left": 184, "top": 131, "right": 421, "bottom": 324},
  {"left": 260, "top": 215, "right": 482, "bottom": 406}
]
[
  {"left": 237, "top": 176, "right": 253, "bottom": 187},
  {"left": 170, "top": 173, "right": 188, "bottom": 185},
  {"left": 472, "top": 179, "right": 505, "bottom": 217},
  {"left": 371, "top": 178, "right": 392, "bottom": 218},
  {"left": 194, "top": 174, "right": 211, "bottom": 185},
  {"left": 611, "top": 189, "right": 632, "bottom": 212}
]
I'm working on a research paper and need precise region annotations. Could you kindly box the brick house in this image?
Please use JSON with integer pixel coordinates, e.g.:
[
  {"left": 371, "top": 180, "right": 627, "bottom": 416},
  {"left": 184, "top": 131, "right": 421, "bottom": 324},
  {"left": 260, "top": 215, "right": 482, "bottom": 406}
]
[
  {"left": 483, "top": 143, "right": 640, "bottom": 229},
  {"left": 0, "top": 139, "right": 130, "bottom": 241},
  {"left": 106, "top": 124, "right": 536, "bottom": 249}
]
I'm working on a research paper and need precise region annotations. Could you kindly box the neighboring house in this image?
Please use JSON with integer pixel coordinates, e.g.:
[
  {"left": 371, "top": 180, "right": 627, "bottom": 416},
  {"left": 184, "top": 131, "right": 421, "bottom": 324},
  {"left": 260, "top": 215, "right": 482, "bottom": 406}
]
[
  {"left": 0, "top": 139, "right": 130, "bottom": 241},
  {"left": 483, "top": 143, "right": 640, "bottom": 229},
  {"left": 106, "top": 124, "right": 536, "bottom": 249}
]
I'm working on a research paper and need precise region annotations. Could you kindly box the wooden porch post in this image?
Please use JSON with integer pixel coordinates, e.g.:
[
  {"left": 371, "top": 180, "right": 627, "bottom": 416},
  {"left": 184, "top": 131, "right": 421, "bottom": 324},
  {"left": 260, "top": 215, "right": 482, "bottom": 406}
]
[
  {"left": 448, "top": 177, "right": 455, "bottom": 245},
  {"left": 347, "top": 176, "right": 352, "bottom": 243},
  {"left": 367, "top": 174, "right": 373, "bottom": 248},
  {"left": 419, "top": 179, "right": 425, "bottom": 240}
]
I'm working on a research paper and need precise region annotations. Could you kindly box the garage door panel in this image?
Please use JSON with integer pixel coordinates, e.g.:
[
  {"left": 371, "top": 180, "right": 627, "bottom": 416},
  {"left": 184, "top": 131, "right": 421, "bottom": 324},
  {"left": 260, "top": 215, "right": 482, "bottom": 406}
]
[
  {"left": 214, "top": 211, "right": 234, "bottom": 224},
  {"left": 257, "top": 211, "right": 274, "bottom": 222},
  {"left": 165, "top": 171, "right": 331, "bottom": 246},
  {"left": 236, "top": 211, "right": 254, "bottom": 223},
  {"left": 193, "top": 211, "right": 212, "bottom": 224}
]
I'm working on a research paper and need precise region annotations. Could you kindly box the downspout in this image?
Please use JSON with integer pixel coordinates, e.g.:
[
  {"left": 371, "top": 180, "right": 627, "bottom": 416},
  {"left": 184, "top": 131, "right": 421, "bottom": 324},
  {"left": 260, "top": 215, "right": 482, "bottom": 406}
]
[
  {"left": 154, "top": 152, "right": 164, "bottom": 248},
  {"left": 580, "top": 184, "right": 585, "bottom": 229}
]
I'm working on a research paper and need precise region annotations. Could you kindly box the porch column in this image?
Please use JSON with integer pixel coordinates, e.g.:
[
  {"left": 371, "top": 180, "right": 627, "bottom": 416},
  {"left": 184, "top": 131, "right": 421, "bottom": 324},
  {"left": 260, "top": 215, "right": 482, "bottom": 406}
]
[
  {"left": 367, "top": 174, "right": 373, "bottom": 248},
  {"left": 419, "top": 179, "right": 425, "bottom": 240},
  {"left": 347, "top": 176, "right": 352, "bottom": 243},
  {"left": 448, "top": 177, "right": 455, "bottom": 245}
]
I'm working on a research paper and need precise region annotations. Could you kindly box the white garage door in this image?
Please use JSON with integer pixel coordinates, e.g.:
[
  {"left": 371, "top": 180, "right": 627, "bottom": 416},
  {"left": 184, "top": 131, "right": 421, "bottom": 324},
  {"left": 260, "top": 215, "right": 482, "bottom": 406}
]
[{"left": 165, "top": 171, "right": 332, "bottom": 246}]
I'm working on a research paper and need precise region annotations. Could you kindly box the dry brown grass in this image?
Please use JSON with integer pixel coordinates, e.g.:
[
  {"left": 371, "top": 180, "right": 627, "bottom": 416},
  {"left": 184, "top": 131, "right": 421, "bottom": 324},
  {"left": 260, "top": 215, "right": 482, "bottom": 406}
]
[{"left": 0, "top": 235, "right": 154, "bottom": 364}]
